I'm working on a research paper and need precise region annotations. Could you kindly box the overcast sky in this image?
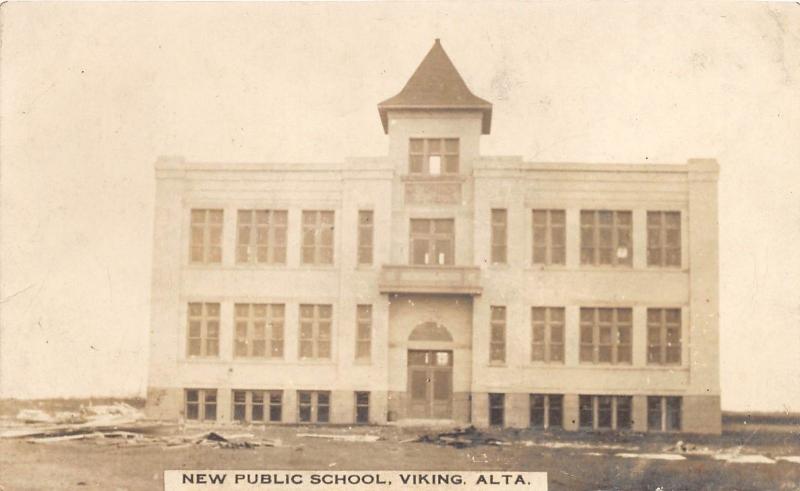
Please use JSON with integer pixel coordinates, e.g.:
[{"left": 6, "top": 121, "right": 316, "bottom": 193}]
[{"left": 1, "top": 1, "right": 798, "bottom": 411}]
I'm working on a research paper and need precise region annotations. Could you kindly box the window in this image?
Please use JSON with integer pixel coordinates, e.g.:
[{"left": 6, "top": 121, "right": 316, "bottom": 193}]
[
  {"left": 298, "top": 391, "right": 330, "bottom": 423},
  {"left": 491, "top": 209, "right": 507, "bottom": 264},
  {"left": 355, "top": 392, "right": 370, "bottom": 424},
  {"left": 489, "top": 306, "right": 506, "bottom": 363},
  {"left": 232, "top": 390, "right": 282, "bottom": 423},
  {"left": 187, "top": 303, "right": 220, "bottom": 357},
  {"left": 647, "top": 308, "right": 682, "bottom": 365},
  {"left": 358, "top": 210, "right": 374, "bottom": 265},
  {"left": 648, "top": 396, "right": 682, "bottom": 432},
  {"left": 190, "top": 209, "right": 223, "bottom": 263},
  {"left": 409, "top": 138, "right": 459, "bottom": 175},
  {"left": 580, "top": 210, "right": 632, "bottom": 266},
  {"left": 531, "top": 307, "right": 565, "bottom": 363},
  {"left": 299, "top": 304, "right": 332, "bottom": 359},
  {"left": 579, "top": 395, "right": 632, "bottom": 430},
  {"left": 234, "top": 304, "right": 284, "bottom": 358},
  {"left": 532, "top": 210, "right": 565, "bottom": 265},
  {"left": 409, "top": 219, "right": 455, "bottom": 265},
  {"left": 647, "top": 211, "right": 681, "bottom": 267},
  {"left": 185, "top": 389, "right": 217, "bottom": 421},
  {"left": 579, "top": 308, "right": 632, "bottom": 364},
  {"left": 489, "top": 393, "right": 505, "bottom": 426},
  {"left": 301, "top": 210, "right": 334, "bottom": 265},
  {"left": 355, "top": 305, "right": 372, "bottom": 360},
  {"left": 530, "top": 394, "right": 563, "bottom": 430},
  {"left": 236, "top": 210, "right": 287, "bottom": 264}
]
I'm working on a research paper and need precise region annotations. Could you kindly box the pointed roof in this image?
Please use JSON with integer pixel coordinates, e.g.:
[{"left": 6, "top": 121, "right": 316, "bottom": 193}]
[{"left": 378, "top": 39, "right": 493, "bottom": 134}]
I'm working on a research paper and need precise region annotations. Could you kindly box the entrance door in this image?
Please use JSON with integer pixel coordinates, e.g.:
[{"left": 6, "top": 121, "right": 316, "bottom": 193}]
[{"left": 407, "top": 350, "right": 453, "bottom": 419}]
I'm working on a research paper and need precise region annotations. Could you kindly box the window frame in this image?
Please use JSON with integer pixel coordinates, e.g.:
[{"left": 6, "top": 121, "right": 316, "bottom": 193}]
[
  {"left": 355, "top": 391, "right": 370, "bottom": 424},
  {"left": 488, "top": 393, "right": 505, "bottom": 427},
  {"left": 357, "top": 210, "right": 374, "bottom": 265},
  {"left": 490, "top": 209, "right": 508, "bottom": 264},
  {"left": 409, "top": 138, "right": 459, "bottom": 175},
  {"left": 647, "top": 308, "right": 682, "bottom": 365},
  {"left": 579, "top": 307, "right": 633, "bottom": 365},
  {"left": 532, "top": 209, "right": 566, "bottom": 265},
  {"left": 297, "top": 390, "right": 331, "bottom": 424},
  {"left": 189, "top": 209, "right": 223, "bottom": 264},
  {"left": 233, "top": 303, "right": 285, "bottom": 359},
  {"left": 580, "top": 210, "right": 633, "bottom": 267},
  {"left": 409, "top": 218, "right": 455, "bottom": 265},
  {"left": 647, "top": 396, "right": 682, "bottom": 432},
  {"left": 186, "top": 302, "right": 220, "bottom": 358},
  {"left": 235, "top": 209, "right": 288, "bottom": 265},
  {"left": 531, "top": 307, "right": 565, "bottom": 364},
  {"left": 579, "top": 395, "right": 633, "bottom": 431},
  {"left": 489, "top": 306, "right": 506, "bottom": 364},
  {"left": 529, "top": 394, "right": 564, "bottom": 430},
  {"left": 232, "top": 389, "right": 283, "bottom": 423},
  {"left": 184, "top": 388, "right": 217, "bottom": 421},
  {"left": 301, "top": 210, "right": 335, "bottom": 265},
  {"left": 647, "top": 211, "right": 682, "bottom": 267},
  {"left": 298, "top": 304, "right": 333, "bottom": 360},
  {"left": 355, "top": 304, "right": 372, "bottom": 361}
]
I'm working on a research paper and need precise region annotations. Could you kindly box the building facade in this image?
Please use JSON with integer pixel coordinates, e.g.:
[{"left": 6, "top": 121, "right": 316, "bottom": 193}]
[{"left": 147, "top": 40, "right": 721, "bottom": 434}]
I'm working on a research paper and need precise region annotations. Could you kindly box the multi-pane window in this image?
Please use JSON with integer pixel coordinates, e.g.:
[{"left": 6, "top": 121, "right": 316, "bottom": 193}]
[
  {"left": 185, "top": 389, "right": 217, "bottom": 421},
  {"left": 232, "top": 390, "right": 282, "bottom": 423},
  {"left": 236, "top": 210, "right": 287, "bottom": 264},
  {"left": 580, "top": 210, "right": 632, "bottom": 266},
  {"left": 579, "top": 395, "right": 632, "bottom": 430},
  {"left": 298, "top": 391, "right": 330, "bottom": 423},
  {"left": 530, "top": 394, "right": 563, "bottom": 430},
  {"left": 410, "top": 219, "right": 455, "bottom": 265},
  {"left": 190, "top": 209, "right": 223, "bottom": 263},
  {"left": 648, "top": 396, "right": 682, "bottom": 432},
  {"left": 580, "top": 308, "right": 632, "bottom": 364},
  {"left": 187, "top": 303, "right": 220, "bottom": 357},
  {"left": 409, "top": 138, "right": 459, "bottom": 175},
  {"left": 233, "top": 304, "right": 284, "bottom": 358},
  {"left": 647, "top": 308, "right": 682, "bottom": 365},
  {"left": 355, "top": 305, "right": 372, "bottom": 360},
  {"left": 489, "top": 393, "right": 505, "bottom": 426},
  {"left": 299, "top": 304, "right": 332, "bottom": 359},
  {"left": 491, "top": 209, "right": 507, "bottom": 264},
  {"left": 489, "top": 306, "right": 506, "bottom": 363},
  {"left": 531, "top": 307, "right": 565, "bottom": 363},
  {"left": 532, "top": 210, "right": 566, "bottom": 265},
  {"left": 301, "top": 211, "right": 334, "bottom": 265},
  {"left": 355, "top": 392, "right": 370, "bottom": 424},
  {"left": 357, "top": 210, "right": 374, "bottom": 265},
  {"left": 647, "top": 211, "right": 681, "bottom": 267}
]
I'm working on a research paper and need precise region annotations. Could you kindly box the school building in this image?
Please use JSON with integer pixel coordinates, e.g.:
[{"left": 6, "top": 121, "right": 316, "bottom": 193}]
[{"left": 146, "top": 40, "right": 721, "bottom": 433}]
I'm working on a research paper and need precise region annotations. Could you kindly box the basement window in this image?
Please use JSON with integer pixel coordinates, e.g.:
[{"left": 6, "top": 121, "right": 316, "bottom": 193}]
[
  {"left": 355, "top": 392, "right": 370, "bottom": 424},
  {"left": 185, "top": 389, "right": 217, "bottom": 421},
  {"left": 298, "top": 391, "right": 331, "bottom": 424},
  {"left": 489, "top": 393, "right": 505, "bottom": 427}
]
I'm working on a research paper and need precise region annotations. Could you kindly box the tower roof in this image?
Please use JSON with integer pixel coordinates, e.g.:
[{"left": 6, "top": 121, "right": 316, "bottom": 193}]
[{"left": 378, "top": 39, "right": 493, "bottom": 134}]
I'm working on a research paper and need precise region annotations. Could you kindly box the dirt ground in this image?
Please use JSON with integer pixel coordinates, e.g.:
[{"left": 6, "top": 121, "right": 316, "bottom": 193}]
[{"left": 1, "top": 419, "right": 799, "bottom": 491}]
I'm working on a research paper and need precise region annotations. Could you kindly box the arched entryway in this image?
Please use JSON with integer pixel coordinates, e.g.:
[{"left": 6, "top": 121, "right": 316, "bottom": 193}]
[{"left": 407, "top": 322, "right": 454, "bottom": 419}]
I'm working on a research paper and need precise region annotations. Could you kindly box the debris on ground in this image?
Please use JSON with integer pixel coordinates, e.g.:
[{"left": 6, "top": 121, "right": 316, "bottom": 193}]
[
  {"left": 410, "top": 426, "right": 508, "bottom": 448},
  {"left": 4, "top": 404, "right": 279, "bottom": 450},
  {"left": 298, "top": 433, "right": 381, "bottom": 443}
]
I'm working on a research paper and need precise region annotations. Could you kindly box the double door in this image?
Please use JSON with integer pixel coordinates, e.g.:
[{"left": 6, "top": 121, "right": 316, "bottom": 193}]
[{"left": 407, "top": 350, "right": 453, "bottom": 419}]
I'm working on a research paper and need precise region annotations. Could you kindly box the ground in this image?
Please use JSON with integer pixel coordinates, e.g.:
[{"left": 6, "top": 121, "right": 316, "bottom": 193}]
[{"left": 0, "top": 401, "right": 798, "bottom": 491}]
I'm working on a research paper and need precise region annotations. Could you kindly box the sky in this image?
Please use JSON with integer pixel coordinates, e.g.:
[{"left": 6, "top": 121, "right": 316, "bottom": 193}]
[{"left": 1, "top": 1, "right": 798, "bottom": 412}]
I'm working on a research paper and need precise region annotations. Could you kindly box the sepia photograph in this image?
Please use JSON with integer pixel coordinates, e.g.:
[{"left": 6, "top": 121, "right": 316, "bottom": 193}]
[{"left": 1, "top": 1, "right": 798, "bottom": 490}]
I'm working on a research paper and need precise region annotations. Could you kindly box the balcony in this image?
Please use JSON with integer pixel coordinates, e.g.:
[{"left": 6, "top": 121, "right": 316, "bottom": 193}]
[{"left": 378, "top": 264, "right": 482, "bottom": 295}]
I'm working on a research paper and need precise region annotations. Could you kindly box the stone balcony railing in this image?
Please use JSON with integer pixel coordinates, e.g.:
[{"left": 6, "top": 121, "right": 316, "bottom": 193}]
[{"left": 378, "top": 264, "right": 482, "bottom": 295}]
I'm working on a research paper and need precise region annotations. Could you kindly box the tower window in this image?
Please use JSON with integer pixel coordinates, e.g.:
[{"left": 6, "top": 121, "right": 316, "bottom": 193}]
[{"left": 409, "top": 138, "right": 459, "bottom": 175}]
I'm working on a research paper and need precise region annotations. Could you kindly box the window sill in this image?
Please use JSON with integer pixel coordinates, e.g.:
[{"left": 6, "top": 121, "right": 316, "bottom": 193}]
[
  {"left": 401, "top": 174, "right": 466, "bottom": 183},
  {"left": 353, "top": 359, "right": 373, "bottom": 366}
]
